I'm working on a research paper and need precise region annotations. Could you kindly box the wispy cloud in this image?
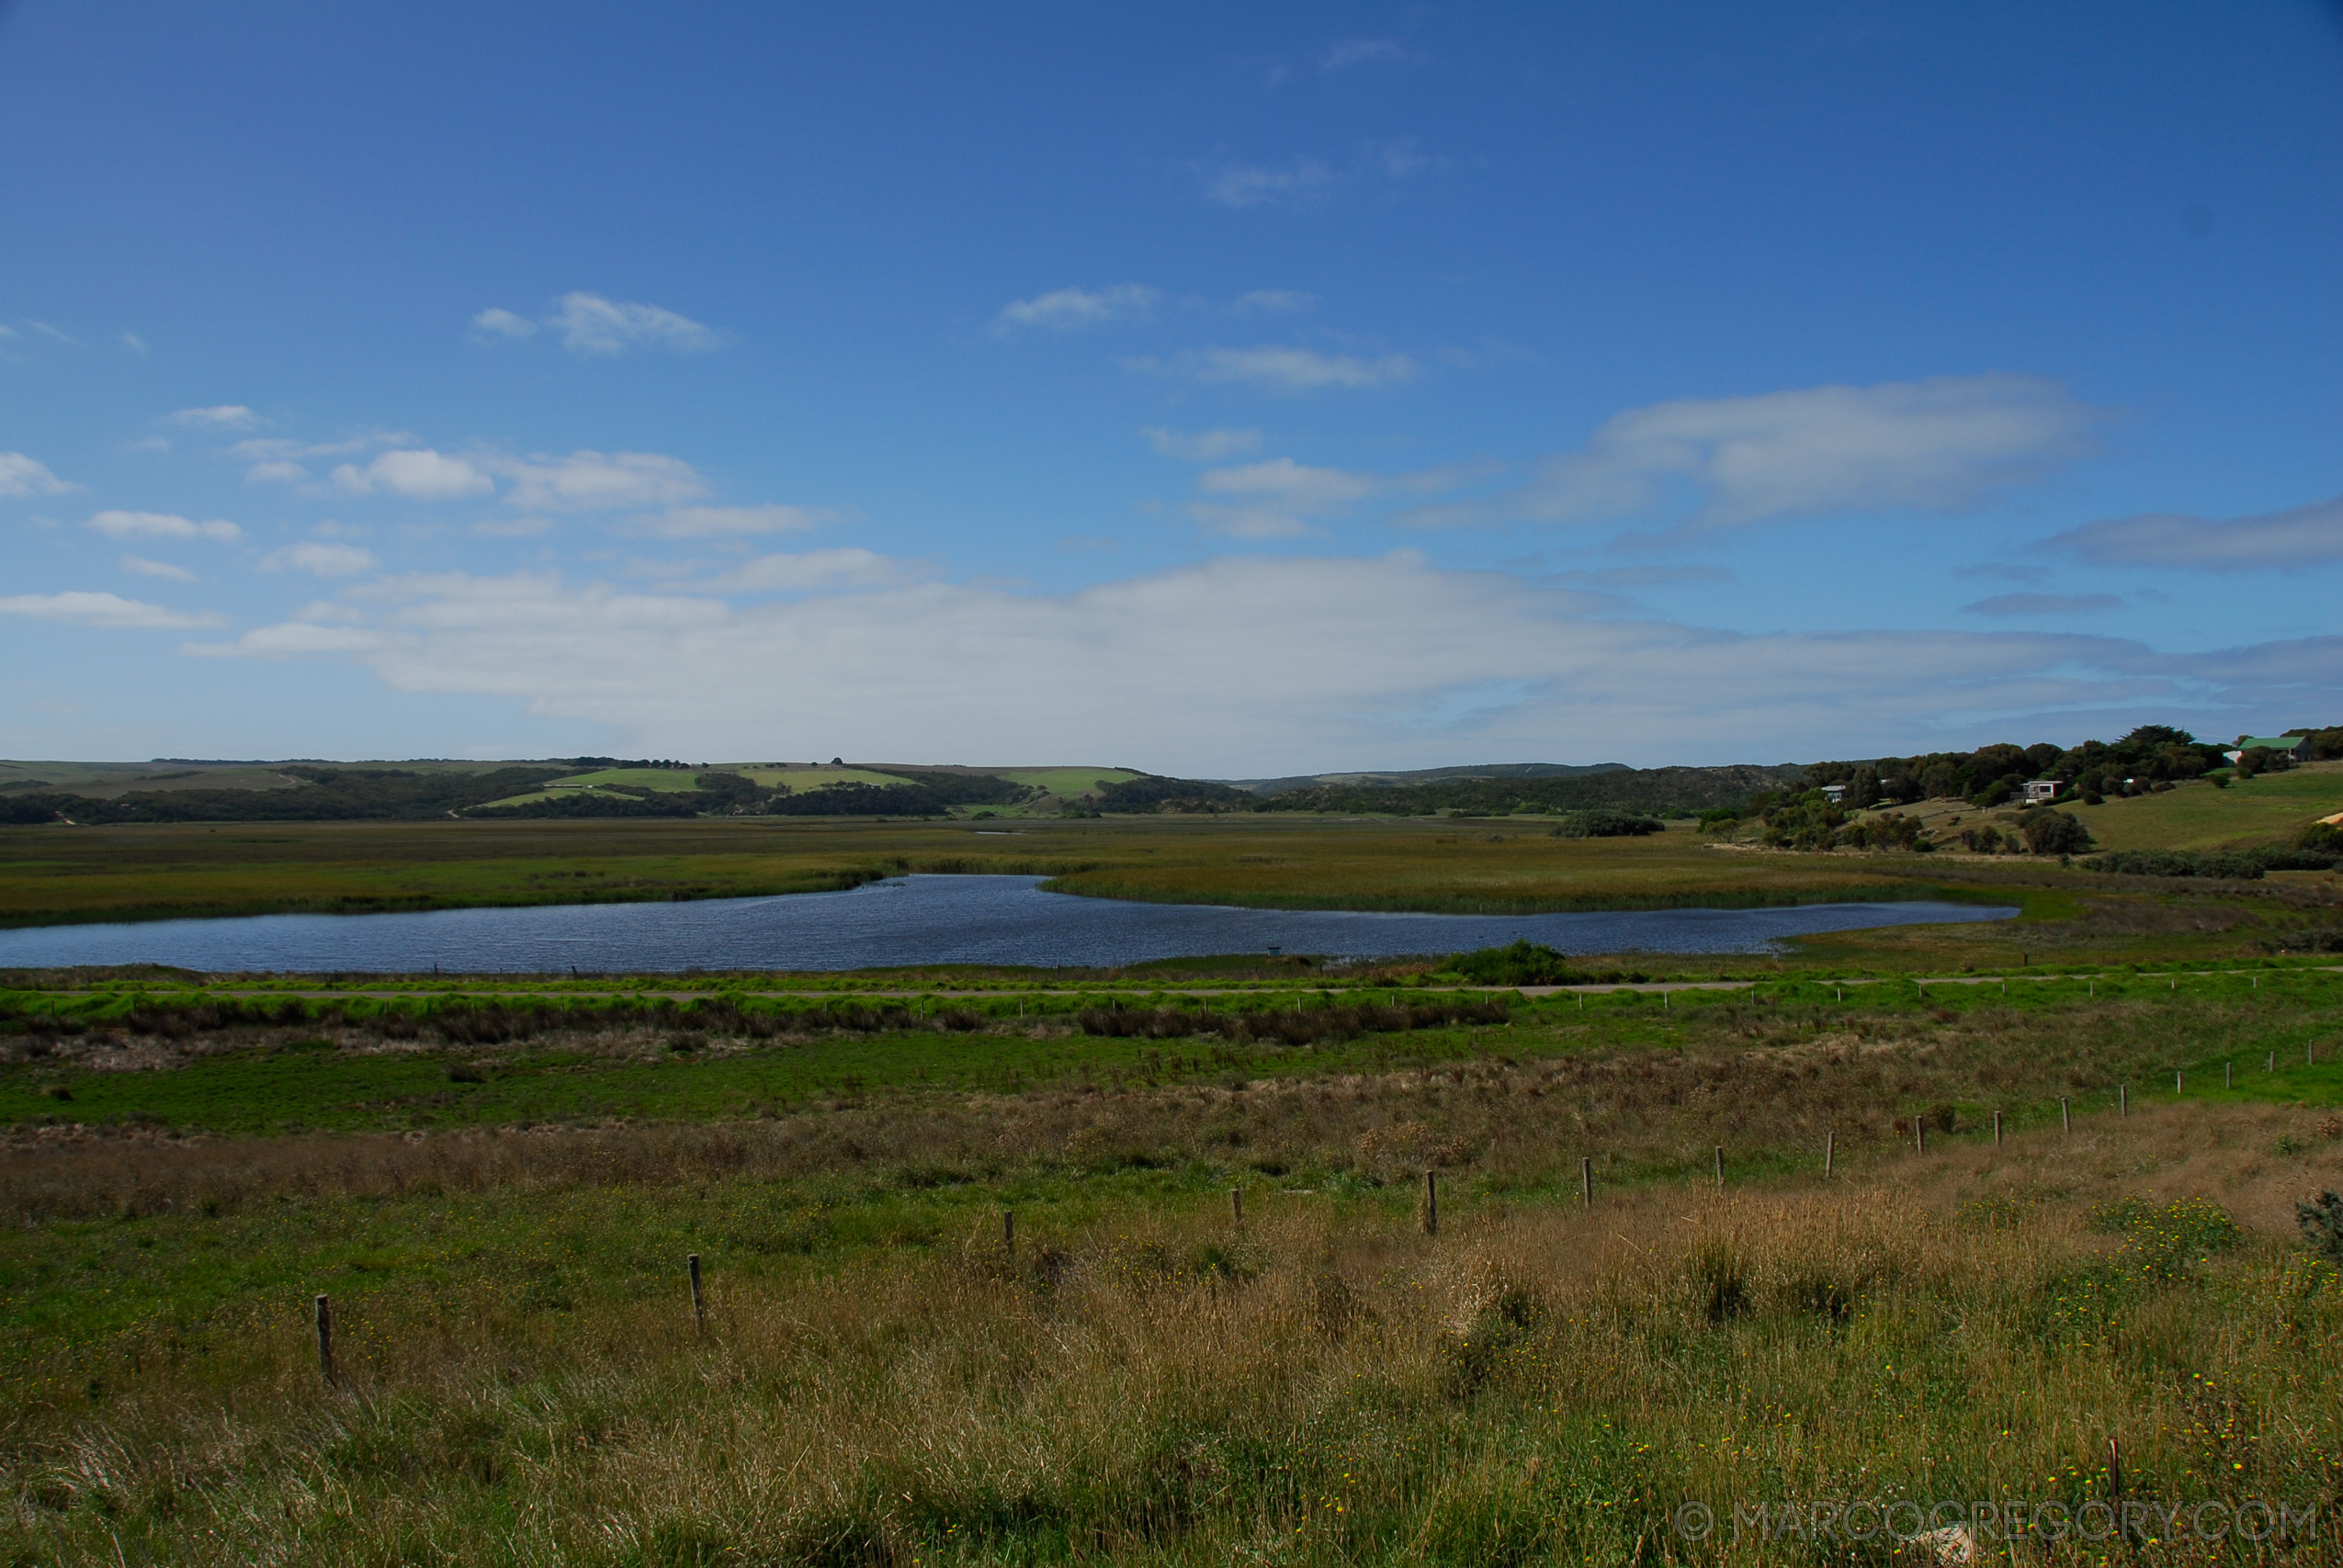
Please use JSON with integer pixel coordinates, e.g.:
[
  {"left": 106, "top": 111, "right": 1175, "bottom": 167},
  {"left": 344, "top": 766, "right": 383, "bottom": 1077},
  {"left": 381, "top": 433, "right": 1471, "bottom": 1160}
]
[
  {"left": 85, "top": 510, "right": 243, "bottom": 543},
  {"left": 0, "top": 591, "right": 223, "bottom": 630},
  {"left": 1520, "top": 374, "right": 2104, "bottom": 529},
  {"left": 1149, "top": 344, "right": 1419, "bottom": 392},
  {"left": 1199, "top": 140, "right": 1437, "bottom": 208},
  {"left": 1556, "top": 565, "right": 1736, "bottom": 588},
  {"left": 2046, "top": 493, "right": 2343, "bottom": 570},
  {"left": 711, "top": 548, "right": 918, "bottom": 593},
  {"left": 119, "top": 555, "right": 197, "bottom": 582},
  {"left": 470, "top": 308, "right": 538, "bottom": 341},
  {"left": 1229, "top": 289, "right": 1317, "bottom": 315},
  {"left": 167, "top": 404, "right": 262, "bottom": 429},
  {"left": 185, "top": 622, "right": 390, "bottom": 659},
  {"left": 471, "top": 293, "right": 723, "bottom": 355},
  {"left": 1183, "top": 456, "right": 1471, "bottom": 538},
  {"left": 642, "top": 504, "right": 832, "bottom": 538},
  {"left": 1201, "top": 156, "right": 1341, "bottom": 209},
  {"left": 0, "top": 453, "right": 78, "bottom": 498},
  {"left": 1142, "top": 426, "right": 1262, "bottom": 462},
  {"left": 233, "top": 433, "right": 402, "bottom": 485},
  {"left": 991, "top": 284, "right": 1160, "bottom": 334},
  {"left": 491, "top": 450, "right": 709, "bottom": 513},
  {"left": 1962, "top": 592, "right": 2125, "bottom": 618},
  {"left": 332, "top": 449, "right": 496, "bottom": 501},
  {"left": 260, "top": 542, "right": 381, "bottom": 578},
  {"left": 1321, "top": 38, "right": 1410, "bottom": 70}
]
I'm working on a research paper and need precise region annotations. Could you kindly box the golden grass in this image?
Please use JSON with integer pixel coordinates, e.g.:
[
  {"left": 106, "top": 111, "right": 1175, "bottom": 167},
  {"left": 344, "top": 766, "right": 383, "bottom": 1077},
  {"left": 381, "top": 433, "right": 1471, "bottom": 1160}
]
[{"left": 6, "top": 1103, "right": 2340, "bottom": 1563}]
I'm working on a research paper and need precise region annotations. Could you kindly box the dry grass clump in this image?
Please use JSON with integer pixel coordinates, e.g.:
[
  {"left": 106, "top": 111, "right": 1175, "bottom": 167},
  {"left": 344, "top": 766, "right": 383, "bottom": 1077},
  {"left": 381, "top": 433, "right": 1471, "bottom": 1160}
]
[{"left": 6, "top": 1105, "right": 2341, "bottom": 1564}]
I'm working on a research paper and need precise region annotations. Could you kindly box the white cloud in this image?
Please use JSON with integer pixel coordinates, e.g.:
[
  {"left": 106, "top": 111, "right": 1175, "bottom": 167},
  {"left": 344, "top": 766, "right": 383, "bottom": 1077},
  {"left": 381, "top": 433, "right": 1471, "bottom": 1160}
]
[
  {"left": 991, "top": 284, "right": 1160, "bottom": 334},
  {"left": 85, "top": 510, "right": 243, "bottom": 542},
  {"left": 470, "top": 308, "right": 538, "bottom": 340},
  {"left": 549, "top": 292, "right": 721, "bottom": 355},
  {"left": 331, "top": 449, "right": 496, "bottom": 501},
  {"left": 491, "top": 449, "right": 709, "bottom": 513},
  {"left": 120, "top": 555, "right": 197, "bottom": 582},
  {"left": 1230, "top": 289, "right": 1316, "bottom": 315},
  {"left": 1158, "top": 344, "right": 1418, "bottom": 391},
  {"left": 120, "top": 332, "right": 148, "bottom": 354},
  {"left": 245, "top": 460, "right": 309, "bottom": 485},
  {"left": 190, "top": 555, "right": 2343, "bottom": 773},
  {"left": 1202, "top": 157, "right": 1340, "bottom": 209},
  {"left": 643, "top": 504, "right": 832, "bottom": 538},
  {"left": 0, "top": 591, "right": 223, "bottom": 630},
  {"left": 1142, "top": 426, "right": 1262, "bottom": 462},
  {"left": 2046, "top": 493, "right": 2343, "bottom": 570},
  {"left": 167, "top": 404, "right": 261, "bottom": 429},
  {"left": 0, "top": 453, "right": 78, "bottom": 497},
  {"left": 474, "top": 515, "right": 557, "bottom": 537},
  {"left": 1522, "top": 374, "right": 2101, "bottom": 528},
  {"left": 260, "top": 542, "right": 381, "bottom": 577},
  {"left": 1961, "top": 592, "right": 2125, "bottom": 618},
  {"left": 1321, "top": 38, "right": 1409, "bottom": 70}
]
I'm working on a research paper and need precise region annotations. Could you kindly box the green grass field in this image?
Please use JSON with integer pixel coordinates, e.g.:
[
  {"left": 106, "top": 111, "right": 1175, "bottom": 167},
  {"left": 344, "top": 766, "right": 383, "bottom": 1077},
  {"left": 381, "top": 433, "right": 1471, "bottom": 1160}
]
[
  {"left": 2077, "top": 761, "right": 2343, "bottom": 851},
  {"left": 996, "top": 767, "right": 1140, "bottom": 795}
]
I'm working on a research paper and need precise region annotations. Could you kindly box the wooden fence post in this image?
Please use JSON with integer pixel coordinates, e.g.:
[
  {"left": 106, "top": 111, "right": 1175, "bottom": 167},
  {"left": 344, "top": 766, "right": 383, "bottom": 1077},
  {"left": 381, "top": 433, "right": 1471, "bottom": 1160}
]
[
  {"left": 2120, "top": 1084, "right": 2127, "bottom": 1117},
  {"left": 1422, "top": 1169, "right": 1438, "bottom": 1235},
  {"left": 2225, "top": 1061, "right": 2232, "bottom": 1089},
  {"left": 688, "top": 1254, "right": 706, "bottom": 1337},
  {"left": 1993, "top": 1111, "right": 2003, "bottom": 1146},
  {"left": 1002, "top": 1209, "right": 1015, "bottom": 1259},
  {"left": 1580, "top": 1155, "right": 1592, "bottom": 1207},
  {"left": 1823, "top": 1130, "right": 1834, "bottom": 1179},
  {"left": 1229, "top": 1187, "right": 1243, "bottom": 1224},
  {"left": 1714, "top": 1145, "right": 1725, "bottom": 1188},
  {"left": 1916, "top": 1118, "right": 1926, "bottom": 1156},
  {"left": 2061, "top": 1097, "right": 2071, "bottom": 1134},
  {"left": 314, "top": 1293, "right": 334, "bottom": 1386}
]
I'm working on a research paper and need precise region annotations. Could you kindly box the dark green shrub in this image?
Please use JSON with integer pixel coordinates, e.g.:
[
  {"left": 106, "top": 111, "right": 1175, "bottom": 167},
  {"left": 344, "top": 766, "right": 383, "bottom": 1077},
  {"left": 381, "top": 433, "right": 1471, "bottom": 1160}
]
[{"left": 2298, "top": 1191, "right": 2343, "bottom": 1267}]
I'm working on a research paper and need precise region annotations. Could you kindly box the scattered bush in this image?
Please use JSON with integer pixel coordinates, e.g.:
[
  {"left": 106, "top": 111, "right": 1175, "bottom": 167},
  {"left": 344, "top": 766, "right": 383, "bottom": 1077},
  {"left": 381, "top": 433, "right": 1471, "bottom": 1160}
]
[
  {"left": 1549, "top": 809, "right": 1663, "bottom": 839},
  {"left": 2298, "top": 1190, "right": 2343, "bottom": 1267},
  {"left": 1448, "top": 940, "right": 1578, "bottom": 986}
]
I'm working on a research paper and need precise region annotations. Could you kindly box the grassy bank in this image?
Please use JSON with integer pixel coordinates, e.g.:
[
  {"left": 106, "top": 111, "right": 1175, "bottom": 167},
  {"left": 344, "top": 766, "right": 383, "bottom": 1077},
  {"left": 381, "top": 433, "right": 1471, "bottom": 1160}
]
[
  {"left": 5, "top": 1105, "right": 2340, "bottom": 1562},
  {"left": 6, "top": 970, "right": 2343, "bottom": 1562}
]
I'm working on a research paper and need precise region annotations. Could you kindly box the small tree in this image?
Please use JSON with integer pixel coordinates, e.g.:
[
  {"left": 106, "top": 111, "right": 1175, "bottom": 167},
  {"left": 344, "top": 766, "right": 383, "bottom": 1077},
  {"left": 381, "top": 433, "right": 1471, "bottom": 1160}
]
[{"left": 2020, "top": 808, "right": 2094, "bottom": 856}]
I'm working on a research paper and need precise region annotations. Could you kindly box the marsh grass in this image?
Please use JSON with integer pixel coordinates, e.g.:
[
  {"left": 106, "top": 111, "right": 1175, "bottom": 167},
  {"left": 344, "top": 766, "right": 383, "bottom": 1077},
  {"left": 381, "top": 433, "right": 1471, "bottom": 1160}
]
[{"left": 6, "top": 1106, "right": 2343, "bottom": 1564}]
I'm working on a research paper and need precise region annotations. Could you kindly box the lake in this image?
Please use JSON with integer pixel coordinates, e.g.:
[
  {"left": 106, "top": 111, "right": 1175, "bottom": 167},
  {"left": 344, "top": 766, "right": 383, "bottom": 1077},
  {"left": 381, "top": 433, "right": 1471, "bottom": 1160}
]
[{"left": 0, "top": 874, "right": 2017, "bottom": 973}]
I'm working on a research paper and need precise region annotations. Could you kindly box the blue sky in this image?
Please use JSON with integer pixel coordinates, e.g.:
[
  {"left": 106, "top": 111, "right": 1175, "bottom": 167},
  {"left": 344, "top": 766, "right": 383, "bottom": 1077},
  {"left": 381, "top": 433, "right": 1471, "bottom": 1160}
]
[{"left": 3, "top": 2, "right": 2339, "bottom": 773}]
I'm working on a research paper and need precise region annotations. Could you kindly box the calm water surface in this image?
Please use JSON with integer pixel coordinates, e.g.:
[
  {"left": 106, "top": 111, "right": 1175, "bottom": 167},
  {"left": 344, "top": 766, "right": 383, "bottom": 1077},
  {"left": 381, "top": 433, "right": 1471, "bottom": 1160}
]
[{"left": 0, "top": 875, "right": 2017, "bottom": 973}]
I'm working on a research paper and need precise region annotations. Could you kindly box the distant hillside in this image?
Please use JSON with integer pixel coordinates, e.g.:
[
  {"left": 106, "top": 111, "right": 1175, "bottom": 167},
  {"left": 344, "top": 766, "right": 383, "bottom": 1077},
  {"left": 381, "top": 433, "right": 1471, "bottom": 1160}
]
[
  {"left": 1224, "top": 761, "right": 1631, "bottom": 795},
  {"left": 1251, "top": 763, "right": 1809, "bottom": 818}
]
